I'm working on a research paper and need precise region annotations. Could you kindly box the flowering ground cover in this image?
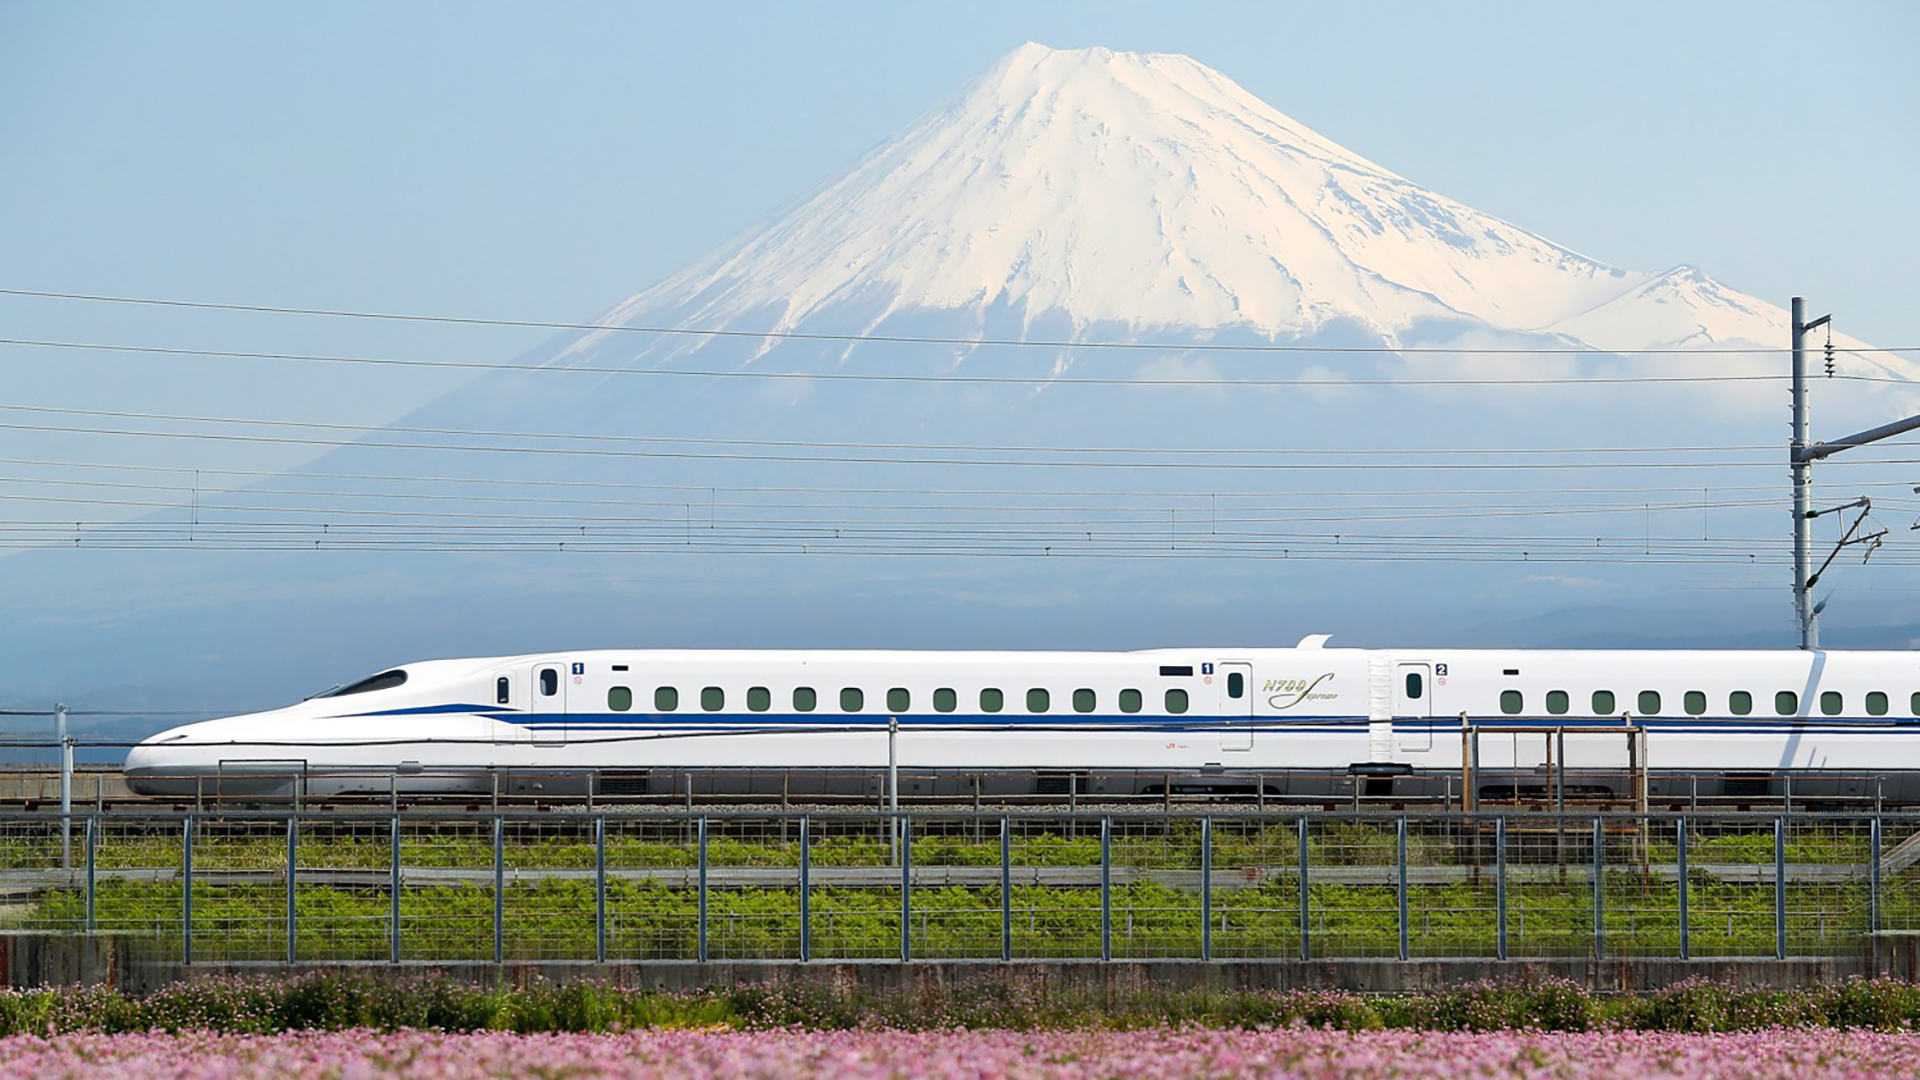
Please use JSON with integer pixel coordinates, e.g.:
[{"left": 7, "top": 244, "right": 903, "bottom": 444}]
[{"left": 3, "top": 1026, "right": 1918, "bottom": 1079}]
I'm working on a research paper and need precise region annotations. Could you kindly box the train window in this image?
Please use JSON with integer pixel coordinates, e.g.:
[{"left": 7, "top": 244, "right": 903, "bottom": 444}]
[
  {"left": 1730, "top": 691, "right": 1752, "bottom": 715},
  {"left": 981, "top": 688, "right": 1004, "bottom": 713},
  {"left": 1868, "top": 692, "right": 1889, "bottom": 717},
  {"left": 1119, "top": 689, "right": 1142, "bottom": 714},
  {"left": 1592, "top": 690, "right": 1615, "bottom": 714},
  {"left": 1637, "top": 691, "right": 1661, "bottom": 715},
  {"left": 655, "top": 686, "right": 678, "bottom": 711},
  {"left": 841, "top": 687, "right": 864, "bottom": 712},
  {"left": 702, "top": 687, "right": 724, "bottom": 712},
  {"left": 495, "top": 677, "right": 510, "bottom": 705},
  {"left": 1546, "top": 690, "right": 1569, "bottom": 715},
  {"left": 1684, "top": 691, "right": 1706, "bottom": 716},
  {"left": 318, "top": 669, "right": 410, "bottom": 698},
  {"left": 1165, "top": 688, "right": 1189, "bottom": 714},
  {"left": 933, "top": 688, "right": 957, "bottom": 713},
  {"left": 608, "top": 687, "right": 632, "bottom": 712},
  {"left": 1500, "top": 690, "right": 1522, "bottom": 715},
  {"left": 793, "top": 687, "right": 817, "bottom": 712},
  {"left": 1912, "top": 692, "right": 1920, "bottom": 716},
  {"left": 1226, "top": 672, "right": 1245, "bottom": 698},
  {"left": 888, "top": 688, "right": 910, "bottom": 712},
  {"left": 1405, "top": 673, "right": 1424, "bottom": 699},
  {"left": 1073, "top": 688, "right": 1096, "bottom": 713},
  {"left": 539, "top": 669, "right": 558, "bottom": 697},
  {"left": 747, "top": 686, "right": 770, "bottom": 712},
  {"left": 1027, "top": 688, "right": 1050, "bottom": 713},
  {"left": 1775, "top": 691, "right": 1798, "bottom": 715},
  {"left": 1821, "top": 691, "right": 1843, "bottom": 716}
]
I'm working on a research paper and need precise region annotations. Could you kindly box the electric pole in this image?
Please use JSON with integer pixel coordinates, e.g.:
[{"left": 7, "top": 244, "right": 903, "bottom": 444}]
[
  {"left": 1790, "top": 298, "right": 1827, "bottom": 649},
  {"left": 1789, "top": 297, "right": 1920, "bottom": 649}
]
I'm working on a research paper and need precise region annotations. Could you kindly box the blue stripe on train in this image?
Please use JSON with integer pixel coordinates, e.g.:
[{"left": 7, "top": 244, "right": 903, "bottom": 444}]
[{"left": 335, "top": 702, "right": 1920, "bottom": 734}]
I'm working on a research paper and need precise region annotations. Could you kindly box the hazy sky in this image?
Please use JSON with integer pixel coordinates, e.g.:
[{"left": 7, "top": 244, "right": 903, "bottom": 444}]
[
  {"left": 3, "top": 1, "right": 1915, "bottom": 416},
  {"left": 3, "top": 2, "right": 1920, "bottom": 722}
]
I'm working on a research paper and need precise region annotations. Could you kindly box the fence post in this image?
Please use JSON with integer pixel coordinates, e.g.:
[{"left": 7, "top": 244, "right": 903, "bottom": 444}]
[
  {"left": 84, "top": 815, "right": 96, "bottom": 934},
  {"left": 1495, "top": 816, "right": 1507, "bottom": 961},
  {"left": 389, "top": 815, "right": 402, "bottom": 963},
  {"left": 493, "top": 815, "right": 505, "bottom": 965},
  {"left": 1774, "top": 816, "right": 1787, "bottom": 960},
  {"left": 697, "top": 817, "right": 708, "bottom": 963},
  {"left": 1396, "top": 817, "right": 1410, "bottom": 960},
  {"left": 1677, "top": 817, "right": 1690, "bottom": 960},
  {"left": 799, "top": 816, "right": 811, "bottom": 962},
  {"left": 899, "top": 814, "right": 912, "bottom": 962},
  {"left": 1591, "top": 816, "right": 1604, "bottom": 961},
  {"left": 1000, "top": 815, "right": 1012, "bottom": 962},
  {"left": 1297, "top": 815, "right": 1310, "bottom": 961},
  {"left": 594, "top": 815, "right": 607, "bottom": 964},
  {"left": 182, "top": 815, "right": 193, "bottom": 965},
  {"left": 1200, "top": 816, "right": 1212, "bottom": 962},
  {"left": 286, "top": 816, "right": 298, "bottom": 964},
  {"left": 1100, "top": 816, "right": 1112, "bottom": 962},
  {"left": 1871, "top": 815, "right": 1882, "bottom": 938}
]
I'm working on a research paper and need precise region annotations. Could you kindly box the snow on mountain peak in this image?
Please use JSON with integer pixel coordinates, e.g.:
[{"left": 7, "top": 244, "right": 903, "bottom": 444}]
[{"left": 580, "top": 43, "right": 1892, "bottom": 370}]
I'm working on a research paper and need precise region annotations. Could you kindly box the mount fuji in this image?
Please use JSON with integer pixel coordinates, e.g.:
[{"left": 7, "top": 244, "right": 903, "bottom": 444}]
[{"left": 562, "top": 42, "right": 1890, "bottom": 373}]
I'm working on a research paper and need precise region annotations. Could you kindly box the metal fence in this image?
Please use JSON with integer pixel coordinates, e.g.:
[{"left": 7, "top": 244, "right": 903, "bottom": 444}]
[{"left": 0, "top": 810, "right": 1912, "bottom": 963}]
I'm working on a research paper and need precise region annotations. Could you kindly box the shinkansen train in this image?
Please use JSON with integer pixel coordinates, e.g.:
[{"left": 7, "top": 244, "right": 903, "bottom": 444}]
[{"left": 120, "top": 638, "right": 1920, "bottom": 802}]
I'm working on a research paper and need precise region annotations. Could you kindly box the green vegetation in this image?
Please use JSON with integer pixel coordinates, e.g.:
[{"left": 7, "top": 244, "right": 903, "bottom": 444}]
[
  {"left": 5, "top": 816, "right": 1910, "bottom": 960},
  {"left": 9, "top": 972, "right": 1920, "bottom": 1034}
]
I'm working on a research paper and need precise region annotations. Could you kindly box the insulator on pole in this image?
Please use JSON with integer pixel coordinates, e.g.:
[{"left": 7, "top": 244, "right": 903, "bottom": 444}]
[{"left": 1826, "top": 326, "right": 1835, "bottom": 378}]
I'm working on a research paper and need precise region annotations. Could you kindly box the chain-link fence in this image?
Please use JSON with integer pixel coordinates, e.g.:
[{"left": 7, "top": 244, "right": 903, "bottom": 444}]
[{"left": 0, "top": 810, "right": 1906, "bottom": 963}]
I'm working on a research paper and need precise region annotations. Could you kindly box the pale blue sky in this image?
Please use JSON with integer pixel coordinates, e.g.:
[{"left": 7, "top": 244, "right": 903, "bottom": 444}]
[
  {"left": 3, "top": 1, "right": 1920, "bottom": 723},
  {"left": 3, "top": 0, "right": 1915, "bottom": 376}
]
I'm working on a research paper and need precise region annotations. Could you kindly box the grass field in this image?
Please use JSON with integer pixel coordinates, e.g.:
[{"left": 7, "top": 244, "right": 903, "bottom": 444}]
[{"left": 5, "top": 814, "right": 1910, "bottom": 961}]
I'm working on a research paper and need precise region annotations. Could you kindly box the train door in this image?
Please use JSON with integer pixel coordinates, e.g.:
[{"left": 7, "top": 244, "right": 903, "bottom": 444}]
[
  {"left": 1219, "top": 662, "right": 1253, "bottom": 751},
  {"left": 530, "top": 660, "right": 568, "bottom": 745},
  {"left": 1395, "top": 662, "right": 1432, "bottom": 752}
]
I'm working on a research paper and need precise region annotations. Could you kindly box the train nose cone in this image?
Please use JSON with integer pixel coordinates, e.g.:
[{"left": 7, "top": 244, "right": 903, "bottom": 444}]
[{"left": 123, "top": 728, "right": 193, "bottom": 796}]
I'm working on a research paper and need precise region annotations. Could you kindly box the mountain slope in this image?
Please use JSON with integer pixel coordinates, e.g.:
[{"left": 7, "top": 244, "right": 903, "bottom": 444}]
[{"left": 561, "top": 43, "right": 1889, "bottom": 371}]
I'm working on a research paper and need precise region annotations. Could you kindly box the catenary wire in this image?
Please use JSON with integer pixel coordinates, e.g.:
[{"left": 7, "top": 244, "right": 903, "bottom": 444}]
[
  {"left": 6, "top": 454, "right": 1907, "bottom": 502},
  {"left": 10, "top": 418, "right": 1913, "bottom": 470},
  {"left": 0, "top": 335, "right": 1906, "bottom": 385},
  {"left": 0, "top": 472, "right": 1798, "bottom": 521},
  {"left": 6, "top": 286, "right": 1916, "bottom": 355},
  {"left": 0, "top": 401, "right": 1821, "bottom": 458}
]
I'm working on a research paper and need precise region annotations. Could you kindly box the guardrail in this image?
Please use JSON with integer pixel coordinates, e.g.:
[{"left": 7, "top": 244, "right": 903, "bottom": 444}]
[{"left": 4, "top": 810, "right": 1920, "bottom": 964}]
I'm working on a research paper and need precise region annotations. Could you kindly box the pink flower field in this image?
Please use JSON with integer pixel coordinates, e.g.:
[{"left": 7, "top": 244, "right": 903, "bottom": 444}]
[{"left": 3, "top": 1027, "right": 1918, "bottom": 1079}]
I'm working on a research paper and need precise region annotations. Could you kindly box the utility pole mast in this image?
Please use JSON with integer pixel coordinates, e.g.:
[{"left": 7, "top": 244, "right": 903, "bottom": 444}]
[
  {"left": 1790, "top": 298, "right": 1827, "bottom": 649},
  {"left": 1789, "top": 296, "right": 1920, "bottom": 649}
]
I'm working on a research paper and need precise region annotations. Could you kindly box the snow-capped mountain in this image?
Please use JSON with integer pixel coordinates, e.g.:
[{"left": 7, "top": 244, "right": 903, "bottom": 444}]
[{"left": 563, "top": 42, "right": 1887, "bottom": 371}]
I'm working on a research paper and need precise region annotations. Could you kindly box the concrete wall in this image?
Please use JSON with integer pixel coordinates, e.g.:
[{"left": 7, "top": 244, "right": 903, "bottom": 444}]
[
  {"left": 11, "top": 934, "right": 1916, "bottom": 995},
  {"left": 117, "top": 957, "right": 1883, "bottom": 997},
  {"left": 0, "top": 933, "right": 118, "bottom": 988}
]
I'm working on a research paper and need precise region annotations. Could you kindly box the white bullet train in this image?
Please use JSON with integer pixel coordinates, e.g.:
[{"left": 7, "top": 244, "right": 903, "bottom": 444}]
[{"left": 121, "top": 637, "right": 1920, "bottom": 802}]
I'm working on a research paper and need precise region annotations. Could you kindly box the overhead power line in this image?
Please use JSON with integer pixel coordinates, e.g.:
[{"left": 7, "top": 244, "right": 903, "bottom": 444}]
[
  {"left": 4, "top": 287, "right": 1915, "bottom": 356},
  {"left": 0, "top": 417, "right": 1874, "bottom": 469},
  {"left": 0, "top": 336, "right": 1905, "bottom": 386},
  {"left": 0, "top": 471, "right": 1797, "bottom": 521},
  {"left": 0, "top": 401, "right": 1817, "bottom": 458},
  {"left": 13, "top": 452, "right": 1916, "bottom": 502},
  {"left": 0, "top": 535, "right": 1841, "bottom": 566}
]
